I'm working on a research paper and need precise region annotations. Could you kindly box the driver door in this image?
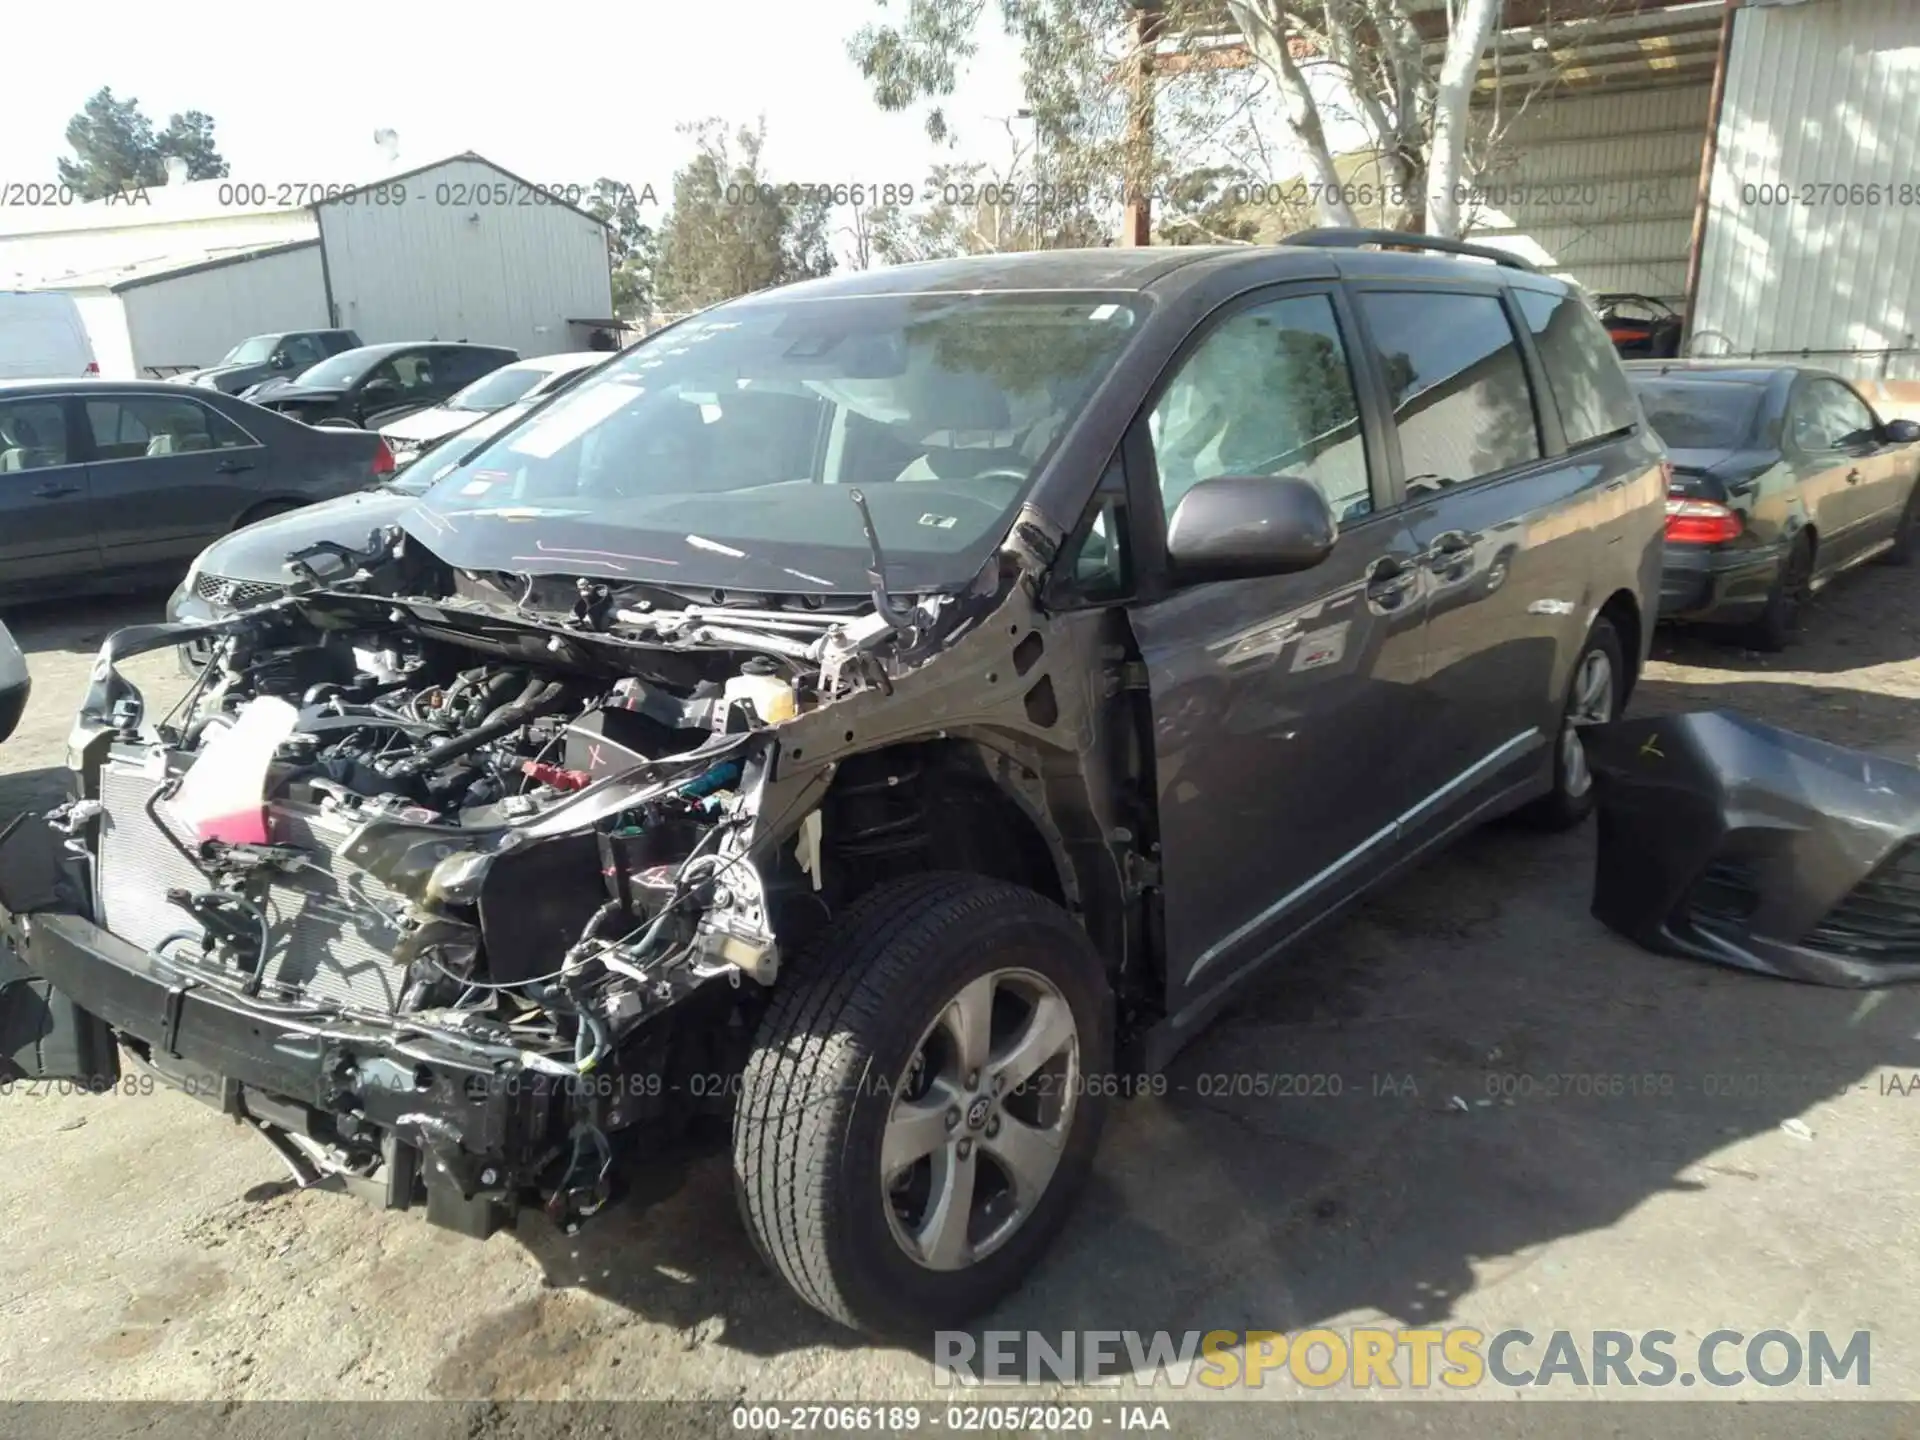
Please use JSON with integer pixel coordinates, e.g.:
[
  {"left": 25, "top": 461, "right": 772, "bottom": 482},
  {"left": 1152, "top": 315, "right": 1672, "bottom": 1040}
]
[{"left": 1123, "top": 285, "right": 1429, "bottom": 1022}]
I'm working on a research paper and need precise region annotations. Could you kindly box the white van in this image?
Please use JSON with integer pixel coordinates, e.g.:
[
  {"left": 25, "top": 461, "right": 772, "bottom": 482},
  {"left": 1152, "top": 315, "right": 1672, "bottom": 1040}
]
[{"left": 0, "top": 291, "right": 98, "bottom": 379}]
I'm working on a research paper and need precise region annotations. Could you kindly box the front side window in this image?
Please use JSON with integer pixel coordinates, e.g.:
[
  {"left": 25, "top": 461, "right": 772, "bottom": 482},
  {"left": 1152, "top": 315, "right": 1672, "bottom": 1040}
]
[
  {"left": 1515, "top": 288, "right": 1641, "bottom": 447},
  {"left": 1147, "top": 292, "right": 1371, "bottom": 523},
  {"left": 1796, "top": 378, "right": 1875, "bottom": 450},
  {"left": 406, "top": 292, "right": 1145, "bottom": 592},
  {"left": 1357, "top": 290, "right": 1540, "bottom": 495},
  {"left": 85, "top": 397, "right": 251, "bottom": 460},
  {"left": 0, "top": 399, "right": 69, "bottom": 471}
]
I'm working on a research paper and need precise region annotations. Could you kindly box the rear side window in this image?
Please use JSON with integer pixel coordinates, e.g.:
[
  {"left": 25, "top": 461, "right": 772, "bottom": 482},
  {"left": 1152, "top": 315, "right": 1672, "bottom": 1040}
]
[
  {"left": 86, "top": 396, "right": 253, "bottom": 460},
  {"left": 1356, "top": 290, "right": 1540, "bottom": 495},
  {"left": 0, "top": 398, "right": 70, "bottom": 470},
  {"left": 1515, "top": 289, "right": 1642, "bottom": 446}
]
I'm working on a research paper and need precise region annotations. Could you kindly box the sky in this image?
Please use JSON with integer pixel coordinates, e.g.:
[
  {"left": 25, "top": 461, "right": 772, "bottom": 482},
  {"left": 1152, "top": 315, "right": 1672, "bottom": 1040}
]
[{"left": 0, "top": 0, "right": 1032, "bottom": 220}]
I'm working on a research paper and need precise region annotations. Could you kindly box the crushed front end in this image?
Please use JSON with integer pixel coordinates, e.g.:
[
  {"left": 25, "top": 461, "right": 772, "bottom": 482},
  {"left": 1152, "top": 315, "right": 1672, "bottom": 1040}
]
[{"left": 0, "top": 529, "right": 1008, "bottom": 1238}]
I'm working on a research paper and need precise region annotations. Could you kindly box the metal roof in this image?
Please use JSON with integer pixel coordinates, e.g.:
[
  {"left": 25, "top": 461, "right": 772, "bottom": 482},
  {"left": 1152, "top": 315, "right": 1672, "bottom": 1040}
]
[
  {"left": 39, "top": 240, "right": 320, "bottom": 293},
  {"left": 1154, "top": 0, "right": 1725, "bottom": 96},
  {"left": 0, "top": 151, "right": 610, "bottom": 241}
]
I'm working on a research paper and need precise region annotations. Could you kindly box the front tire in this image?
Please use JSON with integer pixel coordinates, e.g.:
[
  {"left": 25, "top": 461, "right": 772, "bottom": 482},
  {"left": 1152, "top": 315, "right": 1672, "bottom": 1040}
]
[
  {"left": 1518, "top": 616, "right": 1624, "bottom": 831},
  {"left": 733, "top": 873, "right": 1113, "bottom": 1336}
]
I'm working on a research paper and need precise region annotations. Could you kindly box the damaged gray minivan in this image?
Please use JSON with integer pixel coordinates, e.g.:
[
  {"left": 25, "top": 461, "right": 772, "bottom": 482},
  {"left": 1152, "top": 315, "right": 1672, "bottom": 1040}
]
[{"left": 0, "top": 232, "right": 1665, "bottom": 1336}]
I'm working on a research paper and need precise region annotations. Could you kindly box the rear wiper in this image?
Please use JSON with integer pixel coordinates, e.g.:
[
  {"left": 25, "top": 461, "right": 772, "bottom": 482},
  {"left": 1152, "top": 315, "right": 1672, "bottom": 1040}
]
[{"left": 847, "top": 488, "right": 915, "bottom": 632}]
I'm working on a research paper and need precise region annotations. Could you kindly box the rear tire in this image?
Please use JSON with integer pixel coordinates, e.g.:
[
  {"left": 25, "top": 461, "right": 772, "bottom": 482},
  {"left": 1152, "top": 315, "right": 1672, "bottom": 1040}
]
[
  {"left": 1882, "top": 485, "right": 1920, "bottom": 566},
  {"left": 1517, "top": 616, "right": 1624, "bottom": 831},
  {"left": 1749, "top": 532, "right": 1813, "bottom": 652},
  {"left": 733, "top": 872, "right": 1112, "bottom": 1337}
]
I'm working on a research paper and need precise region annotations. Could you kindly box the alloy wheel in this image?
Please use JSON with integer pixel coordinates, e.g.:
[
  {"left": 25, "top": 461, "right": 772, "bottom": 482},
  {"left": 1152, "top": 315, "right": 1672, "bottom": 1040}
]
[
  {"left": 1559, "top": 647, "right": 1616, "bottom": 799},
  {"left": 881, "top": 967, "right": 1080, "bottom": 1271}
]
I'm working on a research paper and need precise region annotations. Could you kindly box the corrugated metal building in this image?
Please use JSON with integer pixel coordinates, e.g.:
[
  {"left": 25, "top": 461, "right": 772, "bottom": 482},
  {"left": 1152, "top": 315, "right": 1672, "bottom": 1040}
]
[
  {"left": 1439, "top": 0, "right": 1726, "bottom": 306},
  {"left": 1424, "top": 0, "right": 1920, "bottom": 382},
  {"left": 1690, "top": 0, "right": 1920, "bottom": 379},
  {"left": 314, "top": 156, "right": 614, "bottom": 358},
  {"left": 53, "top": 242, "right": 328, "bottom": 379},
  {"left": 3, "top": 153, "right": 613, "bottom": 377}
]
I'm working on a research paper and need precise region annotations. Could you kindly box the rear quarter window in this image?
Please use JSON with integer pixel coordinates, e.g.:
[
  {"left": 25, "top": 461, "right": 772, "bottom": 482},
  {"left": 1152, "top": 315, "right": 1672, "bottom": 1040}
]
[{"left": 1515, "top": 288, "right": 1643, "bottom": 447}]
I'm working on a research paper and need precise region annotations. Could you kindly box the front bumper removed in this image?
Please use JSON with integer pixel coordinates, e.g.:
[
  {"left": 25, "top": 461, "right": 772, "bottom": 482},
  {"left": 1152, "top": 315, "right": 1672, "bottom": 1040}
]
[
  {"left": 0, "top": 814, "right": 560, "bottom": 1236},
  {"left": 1585, "top": 710, "right": 1920, "bottom": 986}
]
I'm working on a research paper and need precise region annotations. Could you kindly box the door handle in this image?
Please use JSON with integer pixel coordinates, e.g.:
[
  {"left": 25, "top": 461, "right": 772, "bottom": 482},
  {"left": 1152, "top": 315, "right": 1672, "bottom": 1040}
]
[
  {"left": 1424, "top": 529, "right": 1475, "bottom": 561},
  {"left": 32, "top": 481, "right": 79, "bottom": 499},
  {"left": 215, "top": 457, "right": 255, "bottom": 474},
  {"left": 1847, "top": 469, "right": 1863, "bottom": 485},
  {"left": 1364, "top": 558, "right": 1418, "bottom": 611}
]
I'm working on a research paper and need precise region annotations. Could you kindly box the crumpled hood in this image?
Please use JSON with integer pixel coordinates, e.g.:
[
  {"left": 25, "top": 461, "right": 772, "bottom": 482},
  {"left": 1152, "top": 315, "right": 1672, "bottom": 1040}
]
[{"left": 193, "top": 488, "right": 421, "bottom": 585}]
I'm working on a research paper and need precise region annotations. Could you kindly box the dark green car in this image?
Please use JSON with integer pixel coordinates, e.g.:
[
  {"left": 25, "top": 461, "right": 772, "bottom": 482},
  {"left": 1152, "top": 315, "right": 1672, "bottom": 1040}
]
[{"left": 1629, "top": 359, "right": 1920, "bottom": 649}]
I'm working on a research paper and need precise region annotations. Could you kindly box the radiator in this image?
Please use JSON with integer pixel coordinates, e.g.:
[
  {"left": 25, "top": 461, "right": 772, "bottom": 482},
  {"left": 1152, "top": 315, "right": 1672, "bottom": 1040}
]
[{"left": 96, "top": 760, "right": 411, "bottom": 1013}]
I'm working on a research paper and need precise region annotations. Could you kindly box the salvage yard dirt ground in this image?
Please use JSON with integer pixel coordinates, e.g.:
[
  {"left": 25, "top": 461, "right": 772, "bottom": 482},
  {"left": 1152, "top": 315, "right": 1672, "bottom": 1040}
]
[{"left": 3, "top": 573, "right": 1919, "bottom": 1404}]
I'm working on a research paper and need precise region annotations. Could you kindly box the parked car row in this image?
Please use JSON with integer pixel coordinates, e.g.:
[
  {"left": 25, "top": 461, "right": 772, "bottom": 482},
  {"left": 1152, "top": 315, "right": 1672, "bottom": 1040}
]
[
  {"left": 1626, "top": 360, "right": 1920, "bottom": 649},
  {"left": 0, "top": 378, "right": 394, "bottom": 601}
]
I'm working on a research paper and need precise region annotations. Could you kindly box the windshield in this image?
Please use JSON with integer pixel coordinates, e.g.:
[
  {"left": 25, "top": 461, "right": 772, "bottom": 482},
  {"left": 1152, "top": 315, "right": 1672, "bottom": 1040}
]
[
  {"left": 446, "top": 364, "right": 545, "bottom": 413},
  {"left": 406, "top": 291, "right": 1144, "bottom": 593},
  {"left": 293, "top": 349, "right": 382, "bottom": 389},
  {"left": 1630, "top": 379, "right": 1762, "bottom": 450},
  {"left": 220, "top": 336, "right": 276, "bottom": 365},
  {"left": 388, "top": 404, "right": 535, "bottom": 494}
]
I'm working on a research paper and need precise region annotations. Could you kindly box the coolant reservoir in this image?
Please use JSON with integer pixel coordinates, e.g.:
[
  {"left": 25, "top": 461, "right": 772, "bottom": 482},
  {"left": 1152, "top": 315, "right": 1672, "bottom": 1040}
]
[
  {"left": 723, "top": 668, "right": 797, "bottom": 726},
  {"left": 167, "top": 695, "right": 300, "bottom": 844}
]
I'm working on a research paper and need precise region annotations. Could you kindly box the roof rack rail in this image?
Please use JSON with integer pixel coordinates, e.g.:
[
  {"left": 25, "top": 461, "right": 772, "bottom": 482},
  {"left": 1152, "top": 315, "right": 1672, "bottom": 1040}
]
[{"left": 1281, "top": 227, "right": 1539, "bottom": 273}]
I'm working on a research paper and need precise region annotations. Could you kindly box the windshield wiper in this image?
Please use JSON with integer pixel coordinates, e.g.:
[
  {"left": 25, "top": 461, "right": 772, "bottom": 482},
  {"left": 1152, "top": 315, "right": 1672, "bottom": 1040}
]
[{"left": 847, "top": 488, "right": 915, "bottom": 632}]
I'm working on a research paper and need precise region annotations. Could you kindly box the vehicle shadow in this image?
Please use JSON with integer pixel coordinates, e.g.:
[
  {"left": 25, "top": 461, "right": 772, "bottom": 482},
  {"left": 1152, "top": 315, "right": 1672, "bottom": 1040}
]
[
  {"left": 504, "top": 679, "right": 1920, "bottom": 1375},
  {"left": 0, "top": 764, "right": 72, "bottom": 820},
  {"left": 3, "top": 592, "right": 168, "bottom": 658},
  {"left": 1654, "top": 556, "right": 1920, "bottom": 677}
]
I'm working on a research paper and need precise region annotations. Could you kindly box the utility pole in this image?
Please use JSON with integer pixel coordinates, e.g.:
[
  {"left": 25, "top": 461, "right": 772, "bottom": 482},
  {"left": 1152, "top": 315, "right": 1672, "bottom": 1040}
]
[{"left": 1120, "top": 0, "right": 1164, "bottom": 246}]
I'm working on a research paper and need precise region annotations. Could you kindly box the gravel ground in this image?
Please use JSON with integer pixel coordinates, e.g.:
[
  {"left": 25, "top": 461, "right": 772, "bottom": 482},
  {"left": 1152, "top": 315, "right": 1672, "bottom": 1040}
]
[{"left": 3, "top": 570, "right": 1919, "bottom": 1411}]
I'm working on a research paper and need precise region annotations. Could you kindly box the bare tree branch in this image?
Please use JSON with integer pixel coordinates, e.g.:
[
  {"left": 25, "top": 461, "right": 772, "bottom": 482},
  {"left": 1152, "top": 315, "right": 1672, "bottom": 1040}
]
[
  {"left": 1425, "top": 0, "right": 1502, "bottom": 236},
  {"left": 1226, "top": 0, "right": 1359, "bottom": 227}
]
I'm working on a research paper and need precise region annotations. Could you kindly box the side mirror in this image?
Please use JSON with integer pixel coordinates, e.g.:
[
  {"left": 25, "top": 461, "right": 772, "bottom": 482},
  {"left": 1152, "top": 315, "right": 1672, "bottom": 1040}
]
[
  {"left": 361, "top": 378, "right": 399, "bottom": 402},
  {"left": 269, "top": 350, "right": 292, "bottom": 370},
  {"left": 1166, "top": 474, "right": 1338, "bottom": 584},
  {"left": 1885, "top": 418, "right": 1920, "bottom": 444}
]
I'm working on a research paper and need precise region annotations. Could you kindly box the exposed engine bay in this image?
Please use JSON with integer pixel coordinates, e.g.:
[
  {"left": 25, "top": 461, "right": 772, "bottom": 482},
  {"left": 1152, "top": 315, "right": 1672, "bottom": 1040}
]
[{"left": 12, "top": 514, "right": 1130, "bottom": 1237}]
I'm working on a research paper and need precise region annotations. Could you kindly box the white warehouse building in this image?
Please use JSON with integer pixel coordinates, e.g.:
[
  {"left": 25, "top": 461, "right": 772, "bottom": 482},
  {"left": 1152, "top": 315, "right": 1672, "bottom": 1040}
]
[{"left": 0, "top": 153, "right": 617, "bottom": 378}]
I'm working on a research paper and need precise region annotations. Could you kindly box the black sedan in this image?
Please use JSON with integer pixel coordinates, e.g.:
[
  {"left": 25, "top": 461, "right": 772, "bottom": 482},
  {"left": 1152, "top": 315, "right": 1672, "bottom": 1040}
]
[
  {"left": 1627, "top": 360, "right": 1920, "bottom": 649},
  {"left": 0, "top": 378, "right": 394, "bottom": 602},
  {"left": 241, "top": 342, "right": 518, "bottom": 429}
]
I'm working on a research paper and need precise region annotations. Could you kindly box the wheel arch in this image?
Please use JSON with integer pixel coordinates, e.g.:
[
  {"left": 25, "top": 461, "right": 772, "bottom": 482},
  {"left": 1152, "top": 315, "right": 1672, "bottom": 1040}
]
[
  {"left": 1596, "top": 588, "right": 1644, "bottom": 706},
  {"left": 808, "top": 736, "right": 1132, "bottom": 980}
]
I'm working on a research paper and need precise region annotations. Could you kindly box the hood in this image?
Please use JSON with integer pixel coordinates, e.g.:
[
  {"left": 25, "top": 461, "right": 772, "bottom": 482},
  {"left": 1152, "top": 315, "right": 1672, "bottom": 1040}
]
[
  {"left": 243, "top": 376, "right": 339, "bottom": 404},
  {"left": 380, "top": 406, "right": 475, "bottom": 445},
  {"left": 253, "top": 380, "right": 348, "bottom": 404},
  {"left": 180, "top": 361, "right": 270, "bottom": 393},
  {"left": 194, "top": 488, "right": 421, "bottom": 585}
]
